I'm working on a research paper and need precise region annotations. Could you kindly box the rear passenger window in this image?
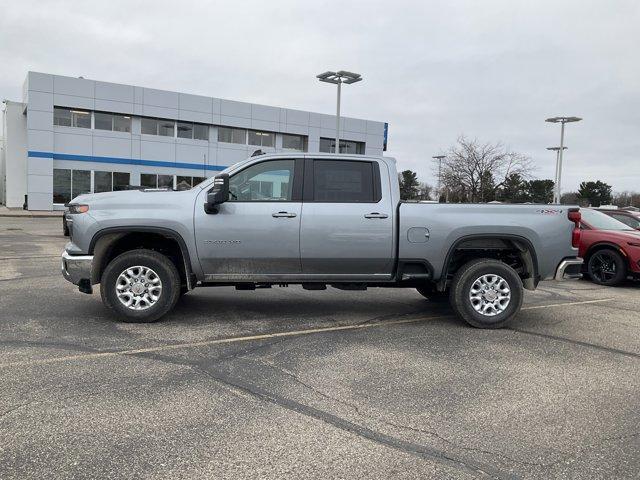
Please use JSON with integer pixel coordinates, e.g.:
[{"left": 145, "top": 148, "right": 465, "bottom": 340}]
[{"left": 313, "top": 160, "right": 376, "bottom": 202}]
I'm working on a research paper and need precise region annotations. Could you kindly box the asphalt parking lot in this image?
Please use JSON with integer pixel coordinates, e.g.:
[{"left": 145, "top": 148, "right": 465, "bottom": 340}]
[{"left": 1, "top": 217, "right": 639, "bottom": 479}]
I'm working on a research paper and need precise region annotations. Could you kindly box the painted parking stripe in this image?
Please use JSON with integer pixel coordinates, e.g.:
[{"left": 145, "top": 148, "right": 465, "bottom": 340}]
[{"left": 0, "top": 298, "right": 615, "bottom": 369}]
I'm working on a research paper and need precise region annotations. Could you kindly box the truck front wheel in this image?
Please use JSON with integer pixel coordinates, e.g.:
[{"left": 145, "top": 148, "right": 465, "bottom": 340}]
[
  {"left": 449, "top": 259, "right": 523, "bottom": 329},
  {"left": 100, "top": 249, "right": 181, "bottom": 323}
]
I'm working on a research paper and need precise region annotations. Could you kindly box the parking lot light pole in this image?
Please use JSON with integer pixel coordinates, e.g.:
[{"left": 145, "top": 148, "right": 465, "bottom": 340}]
[
  {"left": 545, "top": 116, "right": 582, "bottom": 203},
  {"left": 317, "top": 71, "right": 362, "bottom": 153},
  {"left": 546, "top": 146, "right": 567, "bottom": 203},
  {"left": 433, "top": 155, "right": 446, "bottom": 201}
]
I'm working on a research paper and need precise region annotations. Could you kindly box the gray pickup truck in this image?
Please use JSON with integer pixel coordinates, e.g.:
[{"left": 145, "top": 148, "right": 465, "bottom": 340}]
[{"left": 62, "top": 152, "right": 583, "bottom": 328}]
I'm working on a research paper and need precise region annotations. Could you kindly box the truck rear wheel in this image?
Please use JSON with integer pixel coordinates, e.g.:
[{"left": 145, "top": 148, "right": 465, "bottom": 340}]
[
  {"left": 449, "top": 259, "right": 523, "bottom": 329},
  {"left": 100, "top": 249, "right": 181, "bottom": 323}
]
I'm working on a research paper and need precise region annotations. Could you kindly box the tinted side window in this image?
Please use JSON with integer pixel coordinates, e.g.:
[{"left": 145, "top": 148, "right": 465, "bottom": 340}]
[{"left": 313, "top": 160, "right": 375, "bottom": 202}]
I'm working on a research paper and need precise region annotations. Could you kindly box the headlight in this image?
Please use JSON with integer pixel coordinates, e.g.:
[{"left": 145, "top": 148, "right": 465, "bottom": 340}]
[{"left": 68, "top": 204, "right": 89, "bottom": 214}]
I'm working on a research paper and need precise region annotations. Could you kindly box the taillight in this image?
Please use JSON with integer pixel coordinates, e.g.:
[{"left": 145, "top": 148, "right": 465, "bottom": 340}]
[
  {"left": 569, "top": 208, "right": 581, "bottom": 248},
  {"left": 568, "top": 210, "right": 581, "bottom": 223},
  {"left": 572, "top": 228, "right": 581, "bottom": 248}
]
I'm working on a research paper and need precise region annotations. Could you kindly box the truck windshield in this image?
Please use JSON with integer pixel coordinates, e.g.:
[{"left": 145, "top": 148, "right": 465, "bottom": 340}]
[{"left": 581, "top": 209, "right": 635, "bottom": 231}]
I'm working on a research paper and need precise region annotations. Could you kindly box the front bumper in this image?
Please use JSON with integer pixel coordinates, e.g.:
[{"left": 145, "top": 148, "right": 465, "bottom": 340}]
[
  {"left": 61, "top": 250, "right": 93, "bottom": 286},
  {"left": 554, "top": 257, "right": 584, "bottom": 280}
]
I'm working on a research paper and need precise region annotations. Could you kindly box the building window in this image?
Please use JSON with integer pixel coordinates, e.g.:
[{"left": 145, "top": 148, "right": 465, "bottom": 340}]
[
  {"left": 158, "top": 119, "right": 174, "bottom": 137},
  {"left": 177, "top": 122, "right": 193, "bottom": 139},
  {"left": 53, "top": 169, "right": 71, "bottom": 204},
  {"left": 158, "top": 174, "right": 173, "bottom": 188},
  {"left": 141, "top": 117, "right": 175, "bottom": 136},
  {"left": 94, "top": 171, "right": 131, "bottom": 192},
  {"left": 72, "top": 170, "right": 91, "bottom": 197},
  {"left": 53, "top": 108, "right": 71, "bottom": 127},
  {"left": 95, "top": 112, "right": 131, "bottom": 132},
  {"left": 53, "top": 107, "right": 91, "bottom": 128},
  {"left": 141, "top": 118, "right": 158, "bottom": 135},
  {"left": 177, "top": 122, "right": 209, "bottom": 141},
  {"left": 319, "top": 137, "right": 365, "bottom": 155},
  {"left": 141, "top": 173, "right": 174, "bottom": 189},
  {"left": 53, "top": 169, "right": 91, "bottom": 204},
  {"left": 176, "top": 176, "right": 207, "bottom": 190},
  {"left": 141, "top": 173, "right": 158, "bottom": 188},
  {"left": 248, "top": 130, "right": 275, "bottom": 147},
  {"left": 113, "top": 172, "right": 130, "bottom": 190},
  {"left": 282, "top": 134, "right": 306, "bottom": 151},
  {"left": 218, "top": 127, "right": 246, "bottom": 144},
  {"left": 193, "top": 124, "right": 209, "bottom": 141},
  {"left": 94, "top": 171, "right": 113, "bottom": 193}
]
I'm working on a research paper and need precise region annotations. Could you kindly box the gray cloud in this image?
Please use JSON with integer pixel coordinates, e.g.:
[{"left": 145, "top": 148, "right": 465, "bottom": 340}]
[{"left": 1, "top": 0, "right": 638, "bottom": 192}]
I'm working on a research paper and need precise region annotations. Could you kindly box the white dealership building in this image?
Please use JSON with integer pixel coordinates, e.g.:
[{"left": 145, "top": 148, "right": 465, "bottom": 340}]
[{"left": 1, "top": 72, "right": 387, "bottom": 210}]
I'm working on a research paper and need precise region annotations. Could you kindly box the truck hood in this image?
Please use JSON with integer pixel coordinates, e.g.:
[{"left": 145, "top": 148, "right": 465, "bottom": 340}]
[{"left": 70, "top": 188, "right": 196, "bottom": 210}]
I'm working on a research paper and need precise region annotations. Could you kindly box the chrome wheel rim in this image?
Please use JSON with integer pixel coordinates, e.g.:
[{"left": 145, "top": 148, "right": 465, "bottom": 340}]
[
  {"left": 115, "top": 265, "right": 162, "bottom": 310},
  {"left": 469, "top": 274, "right": 511, "bottom": 317}
]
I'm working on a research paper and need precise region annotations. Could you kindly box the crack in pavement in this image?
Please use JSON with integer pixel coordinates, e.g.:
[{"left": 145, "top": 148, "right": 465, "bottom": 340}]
[
  {"left": 191, "top": 364, "right": 517, "bottom": 480},
  {"left": 0, "top": 390, "right": 104, "bottom": 423},
  {"left": 126, "top": 349, "right": 514, "bottom": 478},
  {"left": 509, "top": 328, "right": 640, "bottom": 360},
  {"left": 252, "top": 358, "right": 570, "bottom": 469}
]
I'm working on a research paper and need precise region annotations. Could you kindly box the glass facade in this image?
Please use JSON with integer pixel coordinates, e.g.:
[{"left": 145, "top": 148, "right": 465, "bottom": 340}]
[
  {"left": 53, "top": 169, "right": 130, "bottom": 204},
  {"left": 50, "top": 107, "right": 326, "bottom": 154},
  {"left": 44, "top": 103, "right": 377, "bottom": 208}
]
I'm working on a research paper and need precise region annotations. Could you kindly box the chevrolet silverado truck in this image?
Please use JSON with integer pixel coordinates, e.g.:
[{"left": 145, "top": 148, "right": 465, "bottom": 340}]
[{"left": 62, "top": 152, "right": 583, "bottom": 328}]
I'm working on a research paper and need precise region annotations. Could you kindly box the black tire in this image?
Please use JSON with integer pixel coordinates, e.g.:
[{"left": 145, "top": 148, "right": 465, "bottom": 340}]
[
  {"left": 449, "top": 259, "right": 523, "bottom": 329},
  {"left": 62, "top": 217, "right": 69, "bottom": 237},
  {"left": 100, "top": 249, "right": 181, "bottom": 323},
  {"left": 587, "top": 249, "right": 627, "bottom": 286},
  {"left": 416, "top": 285, "right": 449, "bottom": 302}
]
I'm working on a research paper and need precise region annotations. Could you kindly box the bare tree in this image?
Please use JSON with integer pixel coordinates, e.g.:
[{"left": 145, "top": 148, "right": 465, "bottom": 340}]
[
  {"left": 416, "top": 182, "right": 433, "bottom": 201},
  {"left": 440, "top": 136, "right": 533, "bottom": 203},
  {"left": 612, "top": 191, "right": 640, "bottom": 208}
]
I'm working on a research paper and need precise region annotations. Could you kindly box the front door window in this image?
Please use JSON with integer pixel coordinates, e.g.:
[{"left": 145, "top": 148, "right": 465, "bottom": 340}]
[{"left": 229, "top": 160, "right": 294, "bottom": 202}]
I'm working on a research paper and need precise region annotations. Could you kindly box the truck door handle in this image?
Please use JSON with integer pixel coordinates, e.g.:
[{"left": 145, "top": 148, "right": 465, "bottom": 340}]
[
  {"left": 364, "top": 212, "right": 388, "bottom": 219},
  {"left": 272, "top": 211, "right": 297, "bottom": 218}
]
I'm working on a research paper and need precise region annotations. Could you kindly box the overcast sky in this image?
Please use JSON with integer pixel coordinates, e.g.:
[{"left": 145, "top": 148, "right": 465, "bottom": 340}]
[{"left": 1, "top": 0, "right": 638, "bottom": 192}]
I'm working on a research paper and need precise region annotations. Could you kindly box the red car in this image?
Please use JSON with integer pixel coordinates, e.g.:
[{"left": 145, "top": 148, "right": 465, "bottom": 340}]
[
  {"left": 599, "top": 209, "right": 640, "bottom": 231},
  {"left": 579, "top": 208, "right": 640, "bottom": 286}
]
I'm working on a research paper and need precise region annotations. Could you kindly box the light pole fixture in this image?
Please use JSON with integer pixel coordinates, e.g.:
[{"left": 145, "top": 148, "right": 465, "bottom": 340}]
[
  {"left": 317, "top": 70, "right": 362, "bottom": 153},
  {"left": 546, "top": 146, "right": 567, "bottom": 202},
  {"left": 433, "top": 155, "right": 445, "bottom": 201},
  {"left": 545, "top": 116, "right": 582, "bottom": 203}
]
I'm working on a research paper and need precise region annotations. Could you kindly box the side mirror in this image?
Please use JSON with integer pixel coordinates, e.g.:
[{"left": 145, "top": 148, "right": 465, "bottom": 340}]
[{"left": 204, "top": 173, "right": 229, "bottom": 214}]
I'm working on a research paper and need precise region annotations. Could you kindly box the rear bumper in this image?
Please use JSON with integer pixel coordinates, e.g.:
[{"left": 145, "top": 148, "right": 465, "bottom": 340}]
[
  {"left": 554, "top": 257, "right": 583, "bottom": 280},
  {"left": 61, "top": 250, "right": 93, "bottom": 286}
]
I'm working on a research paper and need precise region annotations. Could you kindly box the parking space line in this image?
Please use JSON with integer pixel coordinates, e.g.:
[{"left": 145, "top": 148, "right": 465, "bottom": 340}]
[
  {"left": 520, "top": 298, "right": 615, "bottom": 310},
  {"left": 0, "top": 298, "right": 615, "bottom": 369}
]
